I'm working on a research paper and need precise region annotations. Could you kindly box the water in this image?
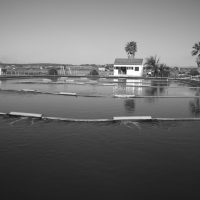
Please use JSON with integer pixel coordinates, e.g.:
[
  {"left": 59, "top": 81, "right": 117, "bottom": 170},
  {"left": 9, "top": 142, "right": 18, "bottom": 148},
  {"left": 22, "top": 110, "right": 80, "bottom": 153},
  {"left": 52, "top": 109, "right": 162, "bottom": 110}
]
[
  {"left": 0, "top": 78, "right": 200, "bottom": 118},
  {"left": 1, "top": 119, "right": 200, "bottom": 199},
  {"left": 0, "top": 78, "right": 200, "bottom": 199}
]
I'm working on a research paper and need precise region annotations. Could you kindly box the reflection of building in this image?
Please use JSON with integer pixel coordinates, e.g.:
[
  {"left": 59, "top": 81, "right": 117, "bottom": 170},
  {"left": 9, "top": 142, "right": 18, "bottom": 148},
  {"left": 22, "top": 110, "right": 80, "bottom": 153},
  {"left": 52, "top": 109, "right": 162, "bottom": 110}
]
[
  {"left": 113, "top": 79, "right": 143, "bottom": 96},
  {"left": 113, "top": 58, "right": 143, "bottom": 77}
]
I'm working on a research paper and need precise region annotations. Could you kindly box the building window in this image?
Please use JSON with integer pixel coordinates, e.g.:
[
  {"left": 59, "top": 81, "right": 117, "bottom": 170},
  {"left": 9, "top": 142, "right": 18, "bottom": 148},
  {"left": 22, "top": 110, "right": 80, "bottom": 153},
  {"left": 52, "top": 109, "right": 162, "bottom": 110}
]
[
  {"left": 135, "top": 67, "right": 139, "bottom": 71},
  {"left": 127, "top": 67, "right": 133, "bottom": 70}
]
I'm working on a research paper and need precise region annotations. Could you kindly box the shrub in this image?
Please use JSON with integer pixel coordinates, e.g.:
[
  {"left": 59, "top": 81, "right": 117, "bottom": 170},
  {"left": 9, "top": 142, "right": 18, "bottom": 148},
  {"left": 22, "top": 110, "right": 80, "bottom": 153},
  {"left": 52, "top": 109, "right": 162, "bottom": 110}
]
[
  {"left": 189, "top": 69, "right": 199, "bottom": 76},
  {"left": 89, "top": 69, "right": 99, "bottom": 76},
  {"left": 48, "top": 69, "right": 58, "bottom": 75}
]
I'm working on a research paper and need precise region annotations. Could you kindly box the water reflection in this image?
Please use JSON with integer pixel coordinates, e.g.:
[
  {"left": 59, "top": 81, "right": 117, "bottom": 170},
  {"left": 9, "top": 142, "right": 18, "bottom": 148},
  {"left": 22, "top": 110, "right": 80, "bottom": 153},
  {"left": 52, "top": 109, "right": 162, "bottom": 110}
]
[
  {"left": 144, "top": 87, "right": 165, "bottom": 96},
  {"left": 50, "top": 77, "right": 60, "bottom": 82},
  {"left": 144, "top": 80, "right": 167, "bottom": 96},
  {"left": 124, "top": 99, "right": 135, "bottom": 113},
  {"left": 189, "top": 98, "right": 200, "bottom": 116},
  {"left": 143, "top": 80, "right": 168, "bottom": 103},
  {"left": 189, "top": 89, "right": 200, "bottom": 116},
  {"left": 113, "top": 79, "right": 143, "bottom": 95}
]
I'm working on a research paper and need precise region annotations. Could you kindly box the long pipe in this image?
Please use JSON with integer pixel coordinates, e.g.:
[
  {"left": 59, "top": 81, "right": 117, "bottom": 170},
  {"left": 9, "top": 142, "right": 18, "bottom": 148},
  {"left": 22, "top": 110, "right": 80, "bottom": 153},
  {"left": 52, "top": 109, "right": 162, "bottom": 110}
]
[{"left": 1, "top": 112, "right": 200, "bottom": 122}]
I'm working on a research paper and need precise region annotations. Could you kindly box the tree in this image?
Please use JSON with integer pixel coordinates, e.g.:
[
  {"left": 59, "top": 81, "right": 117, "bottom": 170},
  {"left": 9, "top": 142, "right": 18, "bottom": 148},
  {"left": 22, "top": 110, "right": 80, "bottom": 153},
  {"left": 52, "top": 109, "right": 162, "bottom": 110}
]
[
  {"left": 144, "top": 56, "right": 160, "bottom": 77},
  {"left": 159, "top": 63, "right": 170, "bottom": 77},
  {"left": 89, "top": 69, "right": 99, "bottom": 76},
  {"left": 192, "top": 41, "right": 200, "bottom": 67},
  {"left": 125, "top": 41, "right": 137, "bottom": 58},
  {"left": 2, "top": 68, "right": 7, "bottom": 74},
  {"left": 48, "top": 68, "right": 58, "bottom": 75},
  {"left": 159, "top": 63, "right": 165, "bottom": 77}
]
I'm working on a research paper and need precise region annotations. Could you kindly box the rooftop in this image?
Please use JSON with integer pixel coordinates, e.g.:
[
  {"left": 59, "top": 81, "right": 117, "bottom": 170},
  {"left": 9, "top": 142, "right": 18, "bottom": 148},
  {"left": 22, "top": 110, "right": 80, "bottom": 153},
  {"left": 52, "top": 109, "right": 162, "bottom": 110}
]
[{"left": 114, "top": 58, "right": 143, "bottom": 65}]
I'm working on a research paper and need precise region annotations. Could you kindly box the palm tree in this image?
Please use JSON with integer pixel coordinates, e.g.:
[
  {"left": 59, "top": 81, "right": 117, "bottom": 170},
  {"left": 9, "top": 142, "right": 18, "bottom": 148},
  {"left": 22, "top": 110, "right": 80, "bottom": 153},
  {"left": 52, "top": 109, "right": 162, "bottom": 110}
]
[
  {"left": 125, "top": 41, "right": 137, "bottom": 59},
  {"left": 192, "top": 42, "right": 200, "bottom": 67},
  {"left": 144, "top": 56, "right": 160, "bottom": 77}
]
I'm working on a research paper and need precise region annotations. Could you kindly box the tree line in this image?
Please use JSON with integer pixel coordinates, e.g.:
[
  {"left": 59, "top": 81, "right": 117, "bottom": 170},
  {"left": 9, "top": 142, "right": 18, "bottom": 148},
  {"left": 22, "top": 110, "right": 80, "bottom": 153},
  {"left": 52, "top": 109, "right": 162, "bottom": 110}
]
[{"left": 125, "top": 40, "right": 200, "bottom": 77}]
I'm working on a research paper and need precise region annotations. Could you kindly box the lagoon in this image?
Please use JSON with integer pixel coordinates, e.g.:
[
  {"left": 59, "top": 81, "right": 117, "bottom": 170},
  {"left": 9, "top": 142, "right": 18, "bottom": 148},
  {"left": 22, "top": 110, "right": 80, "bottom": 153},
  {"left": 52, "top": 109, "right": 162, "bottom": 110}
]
[
  {"left": 0, "top": 77, "right": 200, "bottom": 118},
  {"left": 0, "top": 77, "right": 200, "bottom": 199}
]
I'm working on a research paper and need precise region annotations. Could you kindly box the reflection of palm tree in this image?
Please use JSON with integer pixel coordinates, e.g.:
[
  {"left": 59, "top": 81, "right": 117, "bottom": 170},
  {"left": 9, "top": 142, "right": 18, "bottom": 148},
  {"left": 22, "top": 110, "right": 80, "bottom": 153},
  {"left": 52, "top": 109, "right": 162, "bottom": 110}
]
[
  {"left": 189, "top": 90, "right": 200, "bottom": 116},
  {"left": 145, "top": 80, "right": 167, "bottom": 96},
  {"left": 189, "top": 98, "right": 200, "bottom": 116},
  {"left": 145, "top": 87, "right": 158, "bottom": 96},
  {"left": 124, "top": 99, "right": 135, "bottom": 112}
]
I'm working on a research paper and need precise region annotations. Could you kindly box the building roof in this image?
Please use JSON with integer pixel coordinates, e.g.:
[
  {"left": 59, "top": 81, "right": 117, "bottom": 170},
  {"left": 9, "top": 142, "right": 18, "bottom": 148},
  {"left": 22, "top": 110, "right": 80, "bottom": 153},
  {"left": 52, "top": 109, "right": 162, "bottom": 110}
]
[{"left": 114, "top": 58, "right": 143, "bottom": 65}]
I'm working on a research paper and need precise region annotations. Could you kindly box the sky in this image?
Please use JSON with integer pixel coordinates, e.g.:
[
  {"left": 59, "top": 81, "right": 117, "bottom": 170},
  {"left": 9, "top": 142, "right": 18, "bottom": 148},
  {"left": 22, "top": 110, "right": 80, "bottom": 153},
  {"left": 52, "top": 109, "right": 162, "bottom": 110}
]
[{"left": 0, "top": 0, "right": 199, "bottom": 66}]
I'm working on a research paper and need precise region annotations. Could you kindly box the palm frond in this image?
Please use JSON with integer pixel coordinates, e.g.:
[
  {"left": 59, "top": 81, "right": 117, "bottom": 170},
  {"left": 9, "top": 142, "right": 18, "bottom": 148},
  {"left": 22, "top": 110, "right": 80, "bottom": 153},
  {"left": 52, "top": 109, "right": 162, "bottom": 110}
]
[
  {"left": 192, "top": 42, "right": 200, "bottom": 56},
  {"left": 125, "top": 41, "right": 137, "bottom": 58}
]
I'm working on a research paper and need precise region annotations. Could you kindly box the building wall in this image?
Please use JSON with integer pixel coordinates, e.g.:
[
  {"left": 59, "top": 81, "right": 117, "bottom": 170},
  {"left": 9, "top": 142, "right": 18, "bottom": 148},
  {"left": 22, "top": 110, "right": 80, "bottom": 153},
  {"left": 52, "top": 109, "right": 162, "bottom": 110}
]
[
  {"left": 114, "top": 65, "right": 143, "bottom": 77},
  {"left": 114, "top": 68, "right": 119, "bottom": 76}
]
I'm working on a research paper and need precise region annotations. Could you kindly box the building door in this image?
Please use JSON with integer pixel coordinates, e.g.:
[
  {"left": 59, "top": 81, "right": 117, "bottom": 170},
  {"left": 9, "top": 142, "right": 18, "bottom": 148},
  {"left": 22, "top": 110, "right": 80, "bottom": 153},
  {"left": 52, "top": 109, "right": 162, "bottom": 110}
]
[{"left": 119, "top": 67, "right": 126, "bottom": 75}]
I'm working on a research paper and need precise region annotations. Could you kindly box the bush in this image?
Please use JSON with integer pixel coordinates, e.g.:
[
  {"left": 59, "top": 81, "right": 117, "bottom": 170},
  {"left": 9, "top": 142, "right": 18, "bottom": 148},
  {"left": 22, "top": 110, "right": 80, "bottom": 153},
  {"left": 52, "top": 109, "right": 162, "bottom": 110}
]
[
  {"left": 89, "top": 69, "right": 99, "bottom": 76},
  {"left": 189, "top": 69, "right": 199, "bottom": 76},
  {"left": 48, "top": 69, "right": 58, "bottom": 75}
]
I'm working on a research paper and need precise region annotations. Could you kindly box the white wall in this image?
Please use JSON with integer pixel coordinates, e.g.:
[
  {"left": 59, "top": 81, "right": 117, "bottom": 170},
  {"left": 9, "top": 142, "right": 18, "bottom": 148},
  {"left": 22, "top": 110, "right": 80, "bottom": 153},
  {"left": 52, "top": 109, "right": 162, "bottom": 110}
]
[
  {"left": 114, "top": 65, "right": 143, "bottom": 77},
  {"left": 114, "top": 68, "right": 118, "bottom": 76}
]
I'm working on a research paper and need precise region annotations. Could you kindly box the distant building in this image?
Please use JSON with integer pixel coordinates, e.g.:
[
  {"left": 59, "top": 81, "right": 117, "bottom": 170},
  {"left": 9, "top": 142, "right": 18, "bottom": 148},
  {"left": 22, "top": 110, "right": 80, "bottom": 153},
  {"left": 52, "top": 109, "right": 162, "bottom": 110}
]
[
  {"left": 113, "top": 58, "right": 143, "bottom": 77},
  {"left": 98, "top": 67, "right": 106, "bottom": 71}
]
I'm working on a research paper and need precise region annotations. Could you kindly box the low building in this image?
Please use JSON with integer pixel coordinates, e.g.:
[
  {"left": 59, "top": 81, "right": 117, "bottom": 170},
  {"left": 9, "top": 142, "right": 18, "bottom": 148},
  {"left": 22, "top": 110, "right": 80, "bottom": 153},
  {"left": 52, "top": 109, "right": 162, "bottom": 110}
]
[{"left": 113, "top": 58, "right": 143, "bottom": 77}]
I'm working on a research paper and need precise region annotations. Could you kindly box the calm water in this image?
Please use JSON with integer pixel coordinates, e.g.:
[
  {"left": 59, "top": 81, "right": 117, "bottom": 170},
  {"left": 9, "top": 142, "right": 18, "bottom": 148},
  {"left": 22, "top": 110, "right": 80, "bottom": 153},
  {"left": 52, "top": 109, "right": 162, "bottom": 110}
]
[
  {"left": 0, "top": 77, "right": 200, "bottom": 118},
  {"left": 0, "top": 78, "right": 200, "bottom": 199}
]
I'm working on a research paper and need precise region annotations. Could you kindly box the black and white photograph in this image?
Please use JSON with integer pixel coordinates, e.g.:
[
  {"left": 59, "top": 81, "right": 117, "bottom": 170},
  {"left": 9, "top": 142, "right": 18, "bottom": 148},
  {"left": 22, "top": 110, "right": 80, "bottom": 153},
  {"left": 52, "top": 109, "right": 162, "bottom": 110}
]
[{"left": 0, "top": 0, "right": 200, "bottom": 199}]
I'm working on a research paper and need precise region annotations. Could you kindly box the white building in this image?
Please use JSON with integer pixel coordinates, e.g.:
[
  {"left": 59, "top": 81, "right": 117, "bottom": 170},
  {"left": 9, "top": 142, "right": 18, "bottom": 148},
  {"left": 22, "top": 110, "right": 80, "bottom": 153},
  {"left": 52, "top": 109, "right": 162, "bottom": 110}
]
[
  {"left": 98, "top": 67, "right": 106, "bottom": 72},
  {"left": 113, "top": 58, "right": 143, "bottom": 77}
]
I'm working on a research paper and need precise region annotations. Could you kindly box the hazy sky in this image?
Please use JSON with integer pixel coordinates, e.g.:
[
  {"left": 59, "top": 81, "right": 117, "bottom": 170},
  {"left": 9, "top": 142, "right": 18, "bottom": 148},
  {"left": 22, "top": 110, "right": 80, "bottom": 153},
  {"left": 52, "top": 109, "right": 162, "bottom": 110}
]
[{"left": 0, "top": 0, "right": 199, "bottom": 66}]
